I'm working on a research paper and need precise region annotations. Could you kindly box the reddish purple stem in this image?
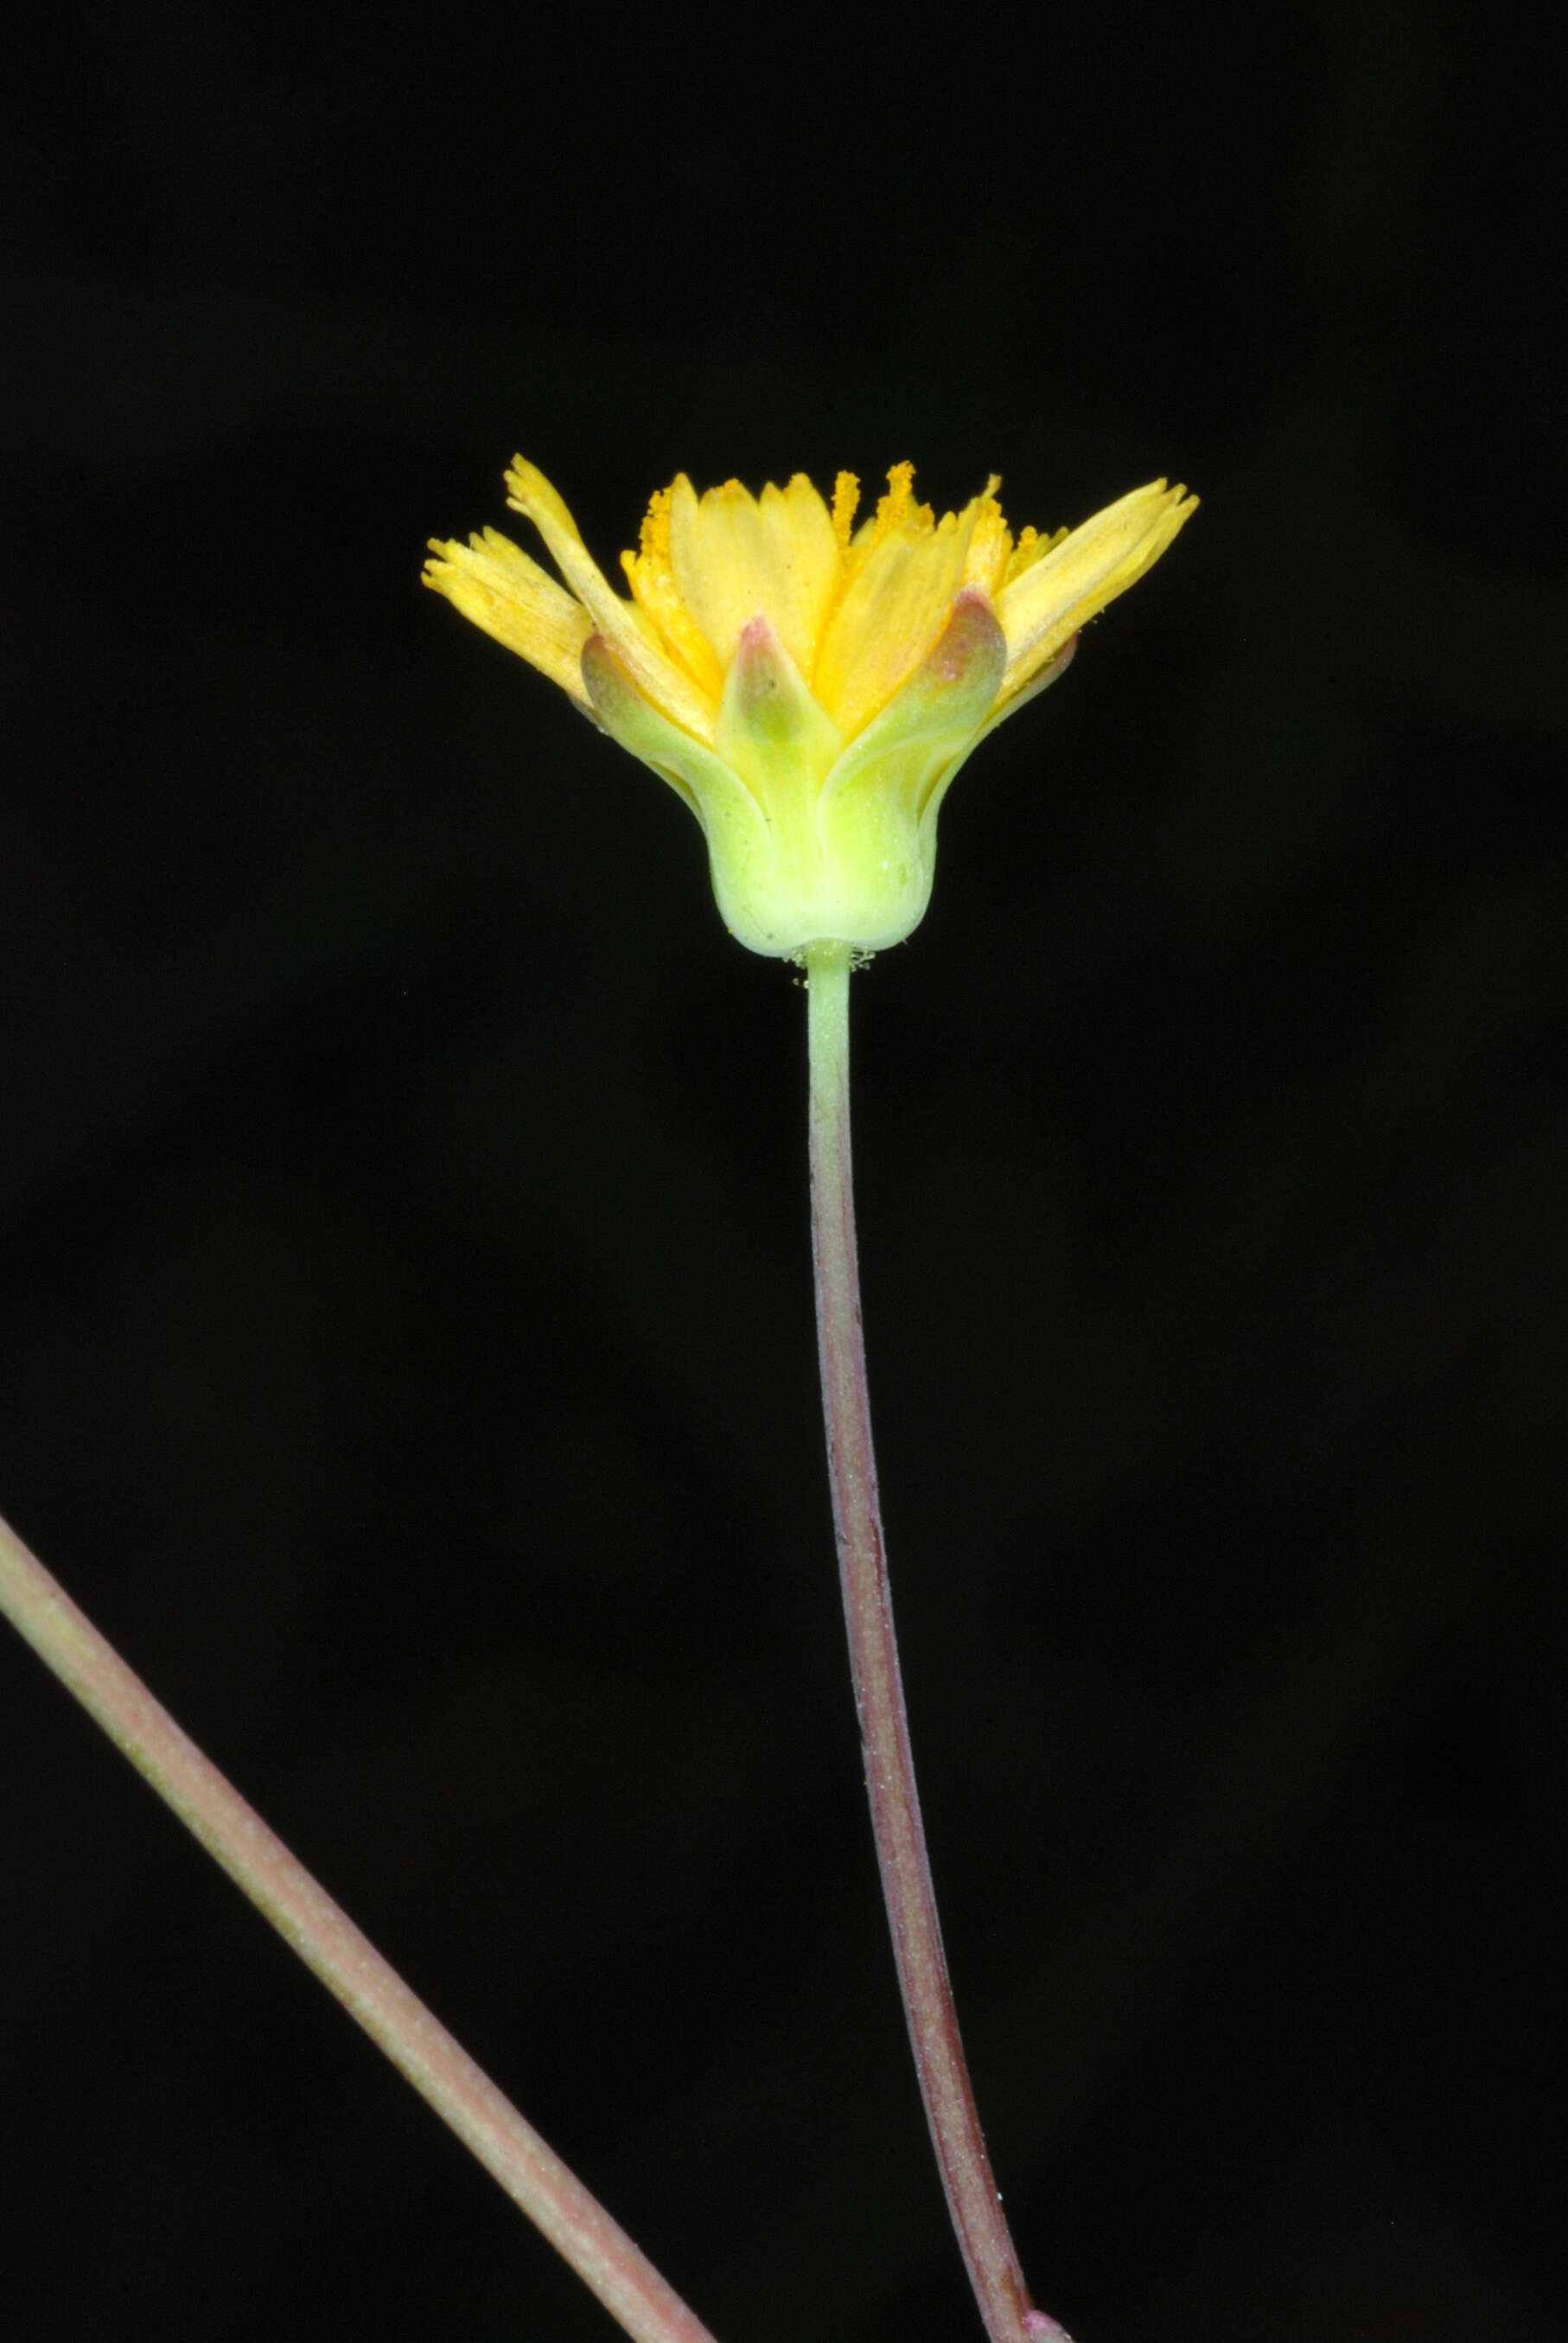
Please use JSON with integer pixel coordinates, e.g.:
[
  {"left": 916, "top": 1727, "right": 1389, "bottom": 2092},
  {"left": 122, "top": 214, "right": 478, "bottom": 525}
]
[{"left": 805, "top": 942, "right": 1059, "bottom": 2343}]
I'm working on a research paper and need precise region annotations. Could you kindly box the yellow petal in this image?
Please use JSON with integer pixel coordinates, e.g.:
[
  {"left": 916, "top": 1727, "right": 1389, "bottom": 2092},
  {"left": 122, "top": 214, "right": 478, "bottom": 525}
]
[
  {"left": 504, "top": 458, "right": 717, "bottom": 743},
  {"left": 995, "top": 480, "right": 1197, "bottom": 705},
  {"left": 666, "top": 475, "right": 755, "bottom": 672},
  {"left": 423, "top": 529, "right": 594, "bottom": 714},
  {"left": 661, "top": 473, "right": 837, "bottom": 682},
  {"left": 757, "top": 474, "right": 844, "bottom": 678},
  {"left": 814, "top": 480, "right": 991, "bottom": 741}
]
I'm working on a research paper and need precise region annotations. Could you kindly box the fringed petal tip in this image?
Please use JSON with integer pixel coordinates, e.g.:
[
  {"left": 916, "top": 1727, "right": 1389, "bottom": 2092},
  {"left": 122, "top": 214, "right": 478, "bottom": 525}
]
[
  {"left": 500, "top": 459, "right": 718, "bottom": 744},
  {"left": 994, "top": 477, "right": 1198, "bottom": 704},
  {"left": 423, "top": 530, "right": 596, "bottom": 714}
]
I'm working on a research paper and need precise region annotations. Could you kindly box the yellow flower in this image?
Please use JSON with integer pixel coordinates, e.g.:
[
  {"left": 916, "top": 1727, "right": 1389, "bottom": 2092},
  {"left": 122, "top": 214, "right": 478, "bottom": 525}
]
[{"left": 425, "top": 460, "right": 1195, "bottom": 957}]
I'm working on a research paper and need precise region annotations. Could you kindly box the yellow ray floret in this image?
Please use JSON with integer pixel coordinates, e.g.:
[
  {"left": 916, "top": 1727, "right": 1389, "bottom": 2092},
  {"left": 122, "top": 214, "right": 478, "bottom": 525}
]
[
  {"left": 663, "top": 471, "right": 844, "bottom": 685},
  {"left": 423, "top": 527, "right": 594, "bottom": 714},
  {"left": 501, "top": 459, "right": 718, "bottom": 743},
  {"left": 994, "top": 479, "right": 1195, "bottom": 707}
]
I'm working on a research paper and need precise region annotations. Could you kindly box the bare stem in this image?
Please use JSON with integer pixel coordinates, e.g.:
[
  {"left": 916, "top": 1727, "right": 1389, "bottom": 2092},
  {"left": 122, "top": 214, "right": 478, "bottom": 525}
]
[
  {"left": 0, "top": 1505, "right": 722, "bottom": 2343},
  {"left": 804, "top": 940, "right": 1044, "bottom": 2343}
]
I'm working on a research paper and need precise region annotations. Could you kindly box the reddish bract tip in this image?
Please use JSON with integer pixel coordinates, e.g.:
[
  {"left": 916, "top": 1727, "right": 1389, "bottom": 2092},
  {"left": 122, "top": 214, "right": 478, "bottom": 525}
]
[{"left": 926, "top": 585, "right": 1005, "bottom": 687}]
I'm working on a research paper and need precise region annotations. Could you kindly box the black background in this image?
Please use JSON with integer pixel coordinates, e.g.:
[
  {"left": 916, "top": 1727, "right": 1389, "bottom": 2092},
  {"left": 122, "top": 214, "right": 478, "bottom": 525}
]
[{"left": 3, "top": 3, "right": 1564, "bottom": 2338}]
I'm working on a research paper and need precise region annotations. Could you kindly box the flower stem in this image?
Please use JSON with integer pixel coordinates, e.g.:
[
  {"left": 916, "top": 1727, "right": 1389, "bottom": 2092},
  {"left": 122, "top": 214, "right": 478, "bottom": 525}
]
[
  {"left": 804, "top": 940, "right": 1042, "bottom": 2343},
  {"left": 0, "top": 1504, "right": 721, "bottom": 2343}
]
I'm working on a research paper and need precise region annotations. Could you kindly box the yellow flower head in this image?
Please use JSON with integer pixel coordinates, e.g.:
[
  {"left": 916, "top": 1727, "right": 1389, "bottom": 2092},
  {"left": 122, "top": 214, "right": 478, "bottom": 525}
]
[{"left": 425, "top": 459, "right": 1195, "bottom": 957}]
